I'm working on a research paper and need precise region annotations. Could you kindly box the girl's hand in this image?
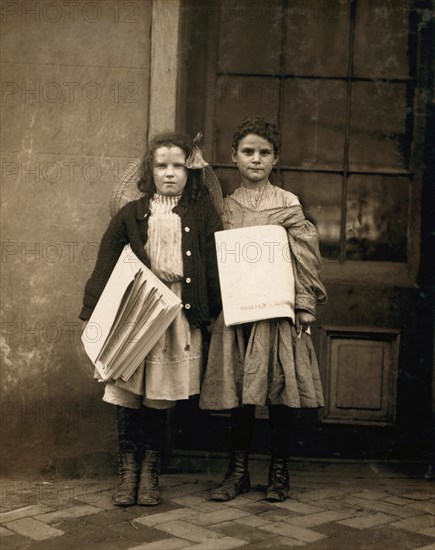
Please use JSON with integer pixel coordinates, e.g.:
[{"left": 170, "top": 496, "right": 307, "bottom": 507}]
[{"left": 295, "top": 311, "right": 315, "bottom": 334}]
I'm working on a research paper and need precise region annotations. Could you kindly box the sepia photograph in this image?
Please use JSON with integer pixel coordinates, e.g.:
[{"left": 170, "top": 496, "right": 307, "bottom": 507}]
[{"left": 1, "top": 1, "right": 434, "bottom": 548}]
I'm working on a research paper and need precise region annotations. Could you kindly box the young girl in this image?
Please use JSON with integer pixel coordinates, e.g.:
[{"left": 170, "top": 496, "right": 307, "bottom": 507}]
[
  {"left": 80, "top": 133, "right": 222, "bottom": 506},
  {"left": 200, "top": 116, "right": 327, "bottom": 502}
]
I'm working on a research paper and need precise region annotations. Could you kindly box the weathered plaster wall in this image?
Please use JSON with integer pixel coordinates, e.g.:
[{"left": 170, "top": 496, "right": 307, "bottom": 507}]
[{"left": 1, "top": 0, "right": 152, "bottom": 475}]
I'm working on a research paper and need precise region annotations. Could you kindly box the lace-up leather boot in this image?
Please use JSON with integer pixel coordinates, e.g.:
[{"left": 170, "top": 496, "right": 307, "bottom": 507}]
[
  {"left": 112, "top": 451, "right": 138, "bottom": 506},
  {"left": 209, "top": 451, "right": 250, "bottom": 501},
  {"left": 264, "top": 456, "right": 289, "bottom": 502},
  {"left": 137, "top": 450, "right": 161, "bottom": 506}
]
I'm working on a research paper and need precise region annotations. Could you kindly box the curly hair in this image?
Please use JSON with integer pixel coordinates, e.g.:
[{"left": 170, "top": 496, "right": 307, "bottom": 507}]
[
  {"left": 232, "top": 116, "right": 281, "bottom": 156},
  {"left": 137, "top": 133, "right": 207, "bottom": 203}
]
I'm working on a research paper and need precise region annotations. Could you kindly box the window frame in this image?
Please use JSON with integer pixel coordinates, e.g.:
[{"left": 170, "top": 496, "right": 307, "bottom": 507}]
[{"left": 177, "top": 0, "right": 431, "bottom": 287}]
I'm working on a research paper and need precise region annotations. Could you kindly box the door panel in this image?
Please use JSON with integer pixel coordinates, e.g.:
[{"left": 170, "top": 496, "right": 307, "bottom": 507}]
[{"left": 320, "top": 327, "right": 400, "bottom": 425}]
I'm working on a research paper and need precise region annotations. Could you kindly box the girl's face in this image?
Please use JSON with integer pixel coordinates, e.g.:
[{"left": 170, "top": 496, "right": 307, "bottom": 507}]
[
  {"left": 153, "top": 146, "right": 188, "bottom": 196},
  {"left": 232, "top": 133, "right": 278, "bottom": 188}
]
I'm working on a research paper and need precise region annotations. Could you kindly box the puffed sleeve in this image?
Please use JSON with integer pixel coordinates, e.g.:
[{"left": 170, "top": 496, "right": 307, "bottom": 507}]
[{"left": 270, "top": 205, "right": 327, "bottom": 316}]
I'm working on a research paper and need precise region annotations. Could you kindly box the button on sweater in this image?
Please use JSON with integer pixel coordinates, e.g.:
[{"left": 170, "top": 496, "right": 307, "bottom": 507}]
[{"left": 80, "top": 192, "right": 223, "bottom": 328}]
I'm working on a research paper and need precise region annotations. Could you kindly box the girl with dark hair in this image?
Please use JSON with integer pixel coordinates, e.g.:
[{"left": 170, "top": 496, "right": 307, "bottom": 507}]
[
  {"left": 200, "top": 116, "right": 327, "bottom": 503},
  {"left": 80, "top": 133, "right": 222, "bottom": 506}
]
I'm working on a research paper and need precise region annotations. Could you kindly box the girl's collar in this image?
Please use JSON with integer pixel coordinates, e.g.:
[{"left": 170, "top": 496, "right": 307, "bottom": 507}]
[
  {"left": 240, "top": 181, "right": 271, "bottom": 191},
  {"left": 136, "top": 191, "right": 191, "bottom": 219},
  {"left": 152, "top": 193, "right": 182, "bottom": 204}
]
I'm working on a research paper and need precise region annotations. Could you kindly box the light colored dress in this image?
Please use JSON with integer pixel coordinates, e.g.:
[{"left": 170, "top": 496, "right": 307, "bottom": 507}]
[
  {"left": 102, "top": 193, "right": 202, "bottom": 409},
  {"left": 199, "top": 182, "right": 326, "bottom": 410}
]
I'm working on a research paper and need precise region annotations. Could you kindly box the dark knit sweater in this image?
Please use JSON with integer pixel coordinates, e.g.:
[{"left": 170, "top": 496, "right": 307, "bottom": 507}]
[{"left": 79, "top": 192, "right": 223, "bottom": 327}]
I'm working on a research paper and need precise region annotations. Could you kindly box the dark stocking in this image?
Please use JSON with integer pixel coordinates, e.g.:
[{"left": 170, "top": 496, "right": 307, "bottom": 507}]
[
  {"left": 268, "top": 405, "right": 293, "bottom": 458},
  {"left": 138, "top": 407, "right": 167, "bottom": 506},
  {"left": 265, "top": 405, "right": 293, "bottom": 502},
  {"left": 116, "top": 405, "right": 143, "bottom": 453},
  {"left": 143, "top": 407, "right": 167, "bottom": 451},
  {"left": 230, "top": 405, "right": 256, "bottom": 452}
]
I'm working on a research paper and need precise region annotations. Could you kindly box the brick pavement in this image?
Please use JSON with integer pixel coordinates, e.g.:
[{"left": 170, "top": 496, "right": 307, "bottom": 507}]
[{"left": 0, "top": 457, "right": 433, "bottom": 549}]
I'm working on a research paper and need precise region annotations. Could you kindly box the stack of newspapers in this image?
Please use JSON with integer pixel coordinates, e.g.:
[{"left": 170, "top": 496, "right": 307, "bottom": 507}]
[{"left": 81, "top": 245, "right": 182, "bottom": 381}]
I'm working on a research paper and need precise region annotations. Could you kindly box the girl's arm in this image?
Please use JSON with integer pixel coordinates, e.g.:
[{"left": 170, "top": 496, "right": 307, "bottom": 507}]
[
  {"left": 271, "top": 205, "right": 327, "bottom": 318},
  {"left": 203, "top": 197, "right": 223, "bottom": 319},
  {"left": 79, "top": 206, "right": 130, "bottom": 320}
]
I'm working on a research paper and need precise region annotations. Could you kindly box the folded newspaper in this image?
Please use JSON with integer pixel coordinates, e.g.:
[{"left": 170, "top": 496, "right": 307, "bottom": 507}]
[
  {"left": 215, "top": 225, "right": 295, "bottom": 326},
  {"left": 81, "top": 245, "right": 182, "bottom": 381}
]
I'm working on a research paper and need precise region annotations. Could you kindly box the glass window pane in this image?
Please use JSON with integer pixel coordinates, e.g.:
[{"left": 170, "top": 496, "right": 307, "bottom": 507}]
[
  {"left": 345, "top": 175, "right": 409, "bottom": 262},
  {"left": 281, "top": 171, "right": 342, "bottom": 259},
  {"left": 354, "top": 0, "right": 410, "bottom": 78},
  {"left": 349, "top": 82, "right": 409, "bottom": 171},
  {"left": 218, "top": 0, "right": 283, "bottom": 74},
  {"left": 214, "top": 76, "right": 280, "bottom": 163},
  {"left": 285, "top": 0, "right": 350, "bottom": 77},
  {"left": 280, "top": 79, "right": 347, "bottom": 169}
]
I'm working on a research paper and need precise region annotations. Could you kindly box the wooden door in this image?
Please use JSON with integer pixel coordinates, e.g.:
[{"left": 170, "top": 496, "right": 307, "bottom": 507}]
[{"left": 176, "top": 0, "right": 434, "bottom": 459}]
